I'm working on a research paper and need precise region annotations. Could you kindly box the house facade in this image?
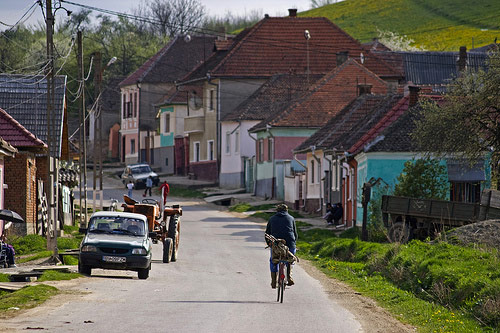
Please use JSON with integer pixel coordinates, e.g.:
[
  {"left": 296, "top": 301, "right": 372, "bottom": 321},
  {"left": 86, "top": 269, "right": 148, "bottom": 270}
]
[{"left": 119, "top": 35, "right": 216, "bottom": 168}]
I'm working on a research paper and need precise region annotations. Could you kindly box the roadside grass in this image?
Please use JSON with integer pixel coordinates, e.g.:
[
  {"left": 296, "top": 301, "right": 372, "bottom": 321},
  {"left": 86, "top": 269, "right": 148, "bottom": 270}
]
[
  {"left": 295, "top": 221, "right": 312, "bottom": 228},
  {"left": 0, "top": 274, "right": 9, "bottom": 282},
  {"left": 296, "top": 227, "right": 500, "bottom": 331},
  {"left": 167, "top": 187, "right": 206, "bottom": 198},
  {"left": 38, "top": 270, "right": 81, "bottom": 282},
  {"left": 0, "top": 285, "right": 59, "bottom": 313}
]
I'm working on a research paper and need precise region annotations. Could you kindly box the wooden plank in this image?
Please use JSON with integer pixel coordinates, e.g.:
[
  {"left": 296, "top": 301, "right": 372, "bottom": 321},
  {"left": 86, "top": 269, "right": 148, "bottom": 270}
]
[
  {"left": 32, "top": 265, "right": 74, "bottom": 273},
  {"left": 0, "top": 282, "right": 29, "bottom": 291}
]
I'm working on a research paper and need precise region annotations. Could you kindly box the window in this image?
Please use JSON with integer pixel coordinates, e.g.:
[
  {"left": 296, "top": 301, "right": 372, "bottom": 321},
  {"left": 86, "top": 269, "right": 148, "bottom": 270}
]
[
  {"left": 234, "top": 131, "right": 239, "bottom": 153},
  {"left": 129, "top": 93, "right": 133, "bottom": 117},
  {"left": 208, "top": 140, "right": 214, "bottom": 160},
  {"left": 122, "top": 94, "right": 126, "bottom": 118},
  {"left": 311, "top": 160, "right": 315, "bottom": 183},
  {"left": 165, "top": 158, "right": 168, "bottom": 166},
  {"left": 164, "top": 113, "right": 170, "bottom": 133},
  {"left": 209, "top": 89, "right": 215, "bottom": 110},
  {"left": 268, "top": 138, "right": 273, "bottom": 161},
  {"left": 194, "top": 142, "right": 200, "bottom": 162},
  {"left": 225, "top": 132, "right": 231, "bottom": 154},
  {"left": 134, "top": 92, "right": 137, "bottom": 117},
  {"left": 258, "top": 139, "right": 264, "bottom": 162},
  {"left": 130, "top": 139, "right": 135, "bottom": 155}
]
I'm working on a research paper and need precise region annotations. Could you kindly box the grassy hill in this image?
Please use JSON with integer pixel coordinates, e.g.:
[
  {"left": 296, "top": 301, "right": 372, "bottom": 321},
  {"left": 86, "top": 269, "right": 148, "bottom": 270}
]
[{"left": 300, "top": 0, "right": 500, "bottom": 51}]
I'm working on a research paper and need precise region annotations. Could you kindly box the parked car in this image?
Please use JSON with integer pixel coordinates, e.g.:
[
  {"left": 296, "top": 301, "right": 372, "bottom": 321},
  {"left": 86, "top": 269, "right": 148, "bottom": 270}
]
[
  {"left": 78, "top": 211, "right": 153, "bottom": 279},
  {"left": 121, "top": 163, "right": 159, "bottom": 189}
]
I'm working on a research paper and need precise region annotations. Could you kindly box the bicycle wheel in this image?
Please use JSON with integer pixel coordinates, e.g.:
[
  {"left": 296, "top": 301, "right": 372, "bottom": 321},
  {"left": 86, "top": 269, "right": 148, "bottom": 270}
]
[{"left": 280, "top": 278, "right": 285, "bottom": 303}]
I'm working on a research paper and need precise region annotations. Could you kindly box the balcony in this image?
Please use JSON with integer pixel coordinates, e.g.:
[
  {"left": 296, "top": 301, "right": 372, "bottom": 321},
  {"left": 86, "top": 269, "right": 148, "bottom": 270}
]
[{"left": 184, "top": 116, "right": 205, "bottom": 133}]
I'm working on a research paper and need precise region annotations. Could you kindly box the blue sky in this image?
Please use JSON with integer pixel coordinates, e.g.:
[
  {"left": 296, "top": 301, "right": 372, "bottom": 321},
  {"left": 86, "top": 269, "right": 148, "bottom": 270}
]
[{"left": 0, "top": 0, "right": 313, "bottom": 29}]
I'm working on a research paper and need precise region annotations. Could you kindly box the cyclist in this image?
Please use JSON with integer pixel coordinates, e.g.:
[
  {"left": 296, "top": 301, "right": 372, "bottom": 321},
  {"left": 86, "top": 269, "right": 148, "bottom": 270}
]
[{"left": 265, "top": 204, "right": 297, "bottom": 288}]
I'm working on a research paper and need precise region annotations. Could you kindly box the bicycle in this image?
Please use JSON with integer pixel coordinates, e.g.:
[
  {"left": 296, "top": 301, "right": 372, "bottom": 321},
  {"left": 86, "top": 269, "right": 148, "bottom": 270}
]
[{"left": 265, "top": 233, "right": 298, "bottom": 303}]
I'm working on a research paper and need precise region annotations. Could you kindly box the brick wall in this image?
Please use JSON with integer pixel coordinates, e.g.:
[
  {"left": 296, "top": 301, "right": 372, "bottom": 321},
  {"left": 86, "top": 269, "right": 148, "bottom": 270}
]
[
  {"left": 189, "top": 160, "right": 218, "bottom": 182},
  {"left": 4, "top": 152, "right": 37, "bottom": 235}
]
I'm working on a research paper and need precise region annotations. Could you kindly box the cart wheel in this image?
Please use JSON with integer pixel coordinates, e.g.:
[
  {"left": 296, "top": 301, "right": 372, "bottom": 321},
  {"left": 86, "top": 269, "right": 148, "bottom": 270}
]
[
  {"left": 163, "top": 238, "right": 173, "bottom": 263},
  {"left": 168, "top": 217, "right": 180, "bottom": 262},
  {"left": 388, "top": 222, "right": 410, "bottom": 243}
]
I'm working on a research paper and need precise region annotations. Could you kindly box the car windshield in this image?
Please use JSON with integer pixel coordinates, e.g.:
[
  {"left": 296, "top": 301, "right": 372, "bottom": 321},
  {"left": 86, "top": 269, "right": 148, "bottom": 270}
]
[
  {"left": 131, "top": 165, "right": 151, "bottom": 174},
  {"left": 88, "top": 217, "right": 146, "bottom": 236}
]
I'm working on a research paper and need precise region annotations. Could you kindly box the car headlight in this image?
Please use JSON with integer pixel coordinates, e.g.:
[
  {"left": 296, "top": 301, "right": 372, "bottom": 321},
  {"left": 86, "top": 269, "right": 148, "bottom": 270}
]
[
  {"left": 81, "top": 245, "right": 98, "bottom": 252},
  {"left": 132, "top": 248, "right": 147, "bottom": 255}
]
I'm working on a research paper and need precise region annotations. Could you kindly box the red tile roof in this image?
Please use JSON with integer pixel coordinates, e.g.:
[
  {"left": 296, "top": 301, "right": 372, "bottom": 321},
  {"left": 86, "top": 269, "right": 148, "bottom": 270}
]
[
  {"left": 210, "top": 16, "right": 401, "bottom": 79},
  {"left": 0, "top": 107, "right": 47, "bottom": 148},
  {"left": 250, "top": 59, "right": 388, "bottom": 131},
  {"left": 119, "top": 35, "right": 216, "bottom": 87}
]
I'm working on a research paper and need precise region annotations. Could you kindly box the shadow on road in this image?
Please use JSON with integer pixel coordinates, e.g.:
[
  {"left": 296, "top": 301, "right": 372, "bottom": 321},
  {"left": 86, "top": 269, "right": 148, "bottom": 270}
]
[{"left": 161, "top": 300, "right": 273, "bottom": 304}]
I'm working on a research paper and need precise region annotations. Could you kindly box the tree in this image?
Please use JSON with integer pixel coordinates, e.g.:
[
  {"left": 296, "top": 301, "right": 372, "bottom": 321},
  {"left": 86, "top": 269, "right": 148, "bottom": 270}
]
[
  {"left": 134, "top": 0, "right": 206, "bottom": 38},
  {"left": 310, "top": 0, "right": 337, "bottom": 9},
  {"left": 393, "top": 158, "right": 448, "bottom": 199},
  {"left": 376, "top": 29, "right": 425, "bottom": 51},
  {"left": 412, "top": 48, "right": 500, "bottom": 188}
]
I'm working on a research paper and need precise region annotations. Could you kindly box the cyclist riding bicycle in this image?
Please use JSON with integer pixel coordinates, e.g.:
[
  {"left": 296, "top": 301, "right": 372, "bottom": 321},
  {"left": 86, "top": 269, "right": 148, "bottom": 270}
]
[{"left": 265, "top": 203, "right": 297, "bottom": 289}]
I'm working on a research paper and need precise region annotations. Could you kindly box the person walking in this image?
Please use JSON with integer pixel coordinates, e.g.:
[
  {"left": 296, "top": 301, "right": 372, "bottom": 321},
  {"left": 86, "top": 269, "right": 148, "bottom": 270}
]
[
  {"left": 159, "top": 180, "right": 170, "bottom": 208},
  {"left": 143, "top": 176, "right": 153, "bottom": 197},
  {"left": 265, "top": 204, "right": 297, "bottom": 288},
  {"left": 127, "top": 180, "right": 134, "bottom": 198}
]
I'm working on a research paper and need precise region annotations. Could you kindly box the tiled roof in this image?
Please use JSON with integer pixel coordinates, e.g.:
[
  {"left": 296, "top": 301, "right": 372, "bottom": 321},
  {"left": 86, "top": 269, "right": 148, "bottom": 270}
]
[
  {"left": 363, "top": 95, "right": 444, "bottom": 153},
  {"left": 0, "top": 107, "right": 46, "bottom": 149},
  {"left": 295, "top": 94, "right": 403, "bottom": 152},
  {"left": 209, "top": 16, "right": 400, "bottom": 79},
  {"left": 0, "top": 74, "right": 66, "bottom": 156},
  {"left": 180, "top": 29, "right": 251, "bottom": 83},
  {"left": 222, "top": 73, "right": 323, "bottom": 122},
  {"left": 250, "top": 58, "right": 388, "bottom": 132},
  {"left": 119, "top": 35, "right": 216, "bottom": 87},
  {"left": 373, "top": 50, "right": 488, "bottom": 88}
]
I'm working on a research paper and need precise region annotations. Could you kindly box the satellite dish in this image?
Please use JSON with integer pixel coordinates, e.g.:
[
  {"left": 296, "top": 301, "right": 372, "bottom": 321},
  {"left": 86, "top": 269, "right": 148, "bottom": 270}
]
[{"left": 188, "top": 91, "right": 202, "bottom": 110}]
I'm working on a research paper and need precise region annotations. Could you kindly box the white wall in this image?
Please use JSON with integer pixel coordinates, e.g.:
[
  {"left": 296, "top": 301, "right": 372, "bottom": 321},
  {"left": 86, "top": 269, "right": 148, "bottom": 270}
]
[{"left": 220, "top": 120, "right": 259, "bottom": 174}]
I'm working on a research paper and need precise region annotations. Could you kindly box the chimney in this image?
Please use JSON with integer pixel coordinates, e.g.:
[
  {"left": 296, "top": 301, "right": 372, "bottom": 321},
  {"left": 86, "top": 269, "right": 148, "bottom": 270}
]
[
  {"left": 336, "top": 51, "right": 348, "bottom": 66},
  {"left": 264, "top": 14, "right": 269, "bottom": 18},
  {"left": 288, "top": 8, "right": 297, "bottom": 17},
  {"left": 408, "top": 86, "right": 420, "bottom": 107},
  {"left": 457, "top": 46, "right": 467, "bottom": 72}
]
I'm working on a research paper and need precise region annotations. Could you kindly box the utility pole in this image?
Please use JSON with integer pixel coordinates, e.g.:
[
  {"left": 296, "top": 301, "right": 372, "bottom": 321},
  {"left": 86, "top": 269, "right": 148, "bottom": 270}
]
[
  {"left": 45, "top": 0, "right": 58, "bottom": 259},
  {"left": 77, "top": 30, "right": 88, "bottom": 227},
  {"left": 93, "top": 52, "right": 102, "bottom": 212}
]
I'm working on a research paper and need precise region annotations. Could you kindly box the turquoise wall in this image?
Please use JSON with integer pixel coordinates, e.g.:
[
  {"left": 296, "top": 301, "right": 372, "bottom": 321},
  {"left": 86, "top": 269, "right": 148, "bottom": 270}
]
[{"left": 160, "top": 133, "right": 174, "bottom": 147}]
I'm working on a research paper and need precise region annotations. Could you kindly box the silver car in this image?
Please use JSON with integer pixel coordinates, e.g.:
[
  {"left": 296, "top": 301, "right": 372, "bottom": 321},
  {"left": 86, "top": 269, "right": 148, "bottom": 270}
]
[{"left": 121, "top": 164, "right": 159, "bottom": 189}]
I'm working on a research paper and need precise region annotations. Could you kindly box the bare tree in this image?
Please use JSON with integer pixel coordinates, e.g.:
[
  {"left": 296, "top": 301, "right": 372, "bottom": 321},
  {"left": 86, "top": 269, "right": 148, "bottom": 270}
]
[
  {"left": 310, "top": 0, "right": 337, "bottom": 9},
  {"left": 135, "top": 0, "right": 206, "bottom": 38}
]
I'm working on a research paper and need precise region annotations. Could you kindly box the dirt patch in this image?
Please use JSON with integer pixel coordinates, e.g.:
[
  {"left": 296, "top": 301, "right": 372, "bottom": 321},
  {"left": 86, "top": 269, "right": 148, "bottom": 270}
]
[{"left": 446, "top": 220, "right": 500, "bottom": 250}]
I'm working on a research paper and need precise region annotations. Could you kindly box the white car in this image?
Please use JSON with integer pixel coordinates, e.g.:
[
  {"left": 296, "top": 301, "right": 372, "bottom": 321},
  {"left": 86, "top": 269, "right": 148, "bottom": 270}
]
[{"left": 121, "top": 164, "right": 159, "bottom": 189}]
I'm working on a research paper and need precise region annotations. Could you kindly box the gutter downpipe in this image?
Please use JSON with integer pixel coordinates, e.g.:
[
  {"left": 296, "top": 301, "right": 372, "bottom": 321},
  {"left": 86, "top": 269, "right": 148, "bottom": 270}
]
[
  {"left": 207, "top": 74, "right": 220, "bottom": 183},
  {"left": 266, "top": 125, "right": 276, "bottom": 198},
  {"left": 323, "top": 151, "right": 333, "bottom": 206},
  {"left": 247, "top": 130, "right": 258, "bottom": 195},
  {"left": 338, "top": 152, "right": 351, "bottom": 227},
  {"left": 311, "top": 146, "right": 323, "bottom": 212},
  {"left": 293, "top": 151, "right": 307, "bottom": 210}
]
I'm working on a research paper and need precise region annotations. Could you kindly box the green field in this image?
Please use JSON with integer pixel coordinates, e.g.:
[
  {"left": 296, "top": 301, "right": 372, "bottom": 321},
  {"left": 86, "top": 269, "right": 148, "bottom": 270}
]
[{"left": 301, "top": 0, "right": 500, "bottom": 51}]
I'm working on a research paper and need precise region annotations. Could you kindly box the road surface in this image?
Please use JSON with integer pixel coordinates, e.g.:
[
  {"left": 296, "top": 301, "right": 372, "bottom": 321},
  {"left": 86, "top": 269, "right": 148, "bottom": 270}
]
[{"left": 1, "top": 197, "right": 364, "bottom": 332}]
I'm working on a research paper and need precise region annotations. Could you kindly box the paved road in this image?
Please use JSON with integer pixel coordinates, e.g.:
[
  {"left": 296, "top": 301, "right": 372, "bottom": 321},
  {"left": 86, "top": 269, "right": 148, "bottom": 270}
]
[{"left": 1, "top": 196, "right": 363, "bottom": 332}]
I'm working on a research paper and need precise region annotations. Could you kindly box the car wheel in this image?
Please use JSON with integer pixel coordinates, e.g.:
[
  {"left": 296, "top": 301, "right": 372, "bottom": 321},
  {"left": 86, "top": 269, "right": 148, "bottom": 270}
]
[
  {"left": 138, "top": 264, "right": 150, "bottom": 279},
  {"left": 163, "top": 237, "right": 173, "bottom": 263},
  {"left": 78, "top": 261, "right": 92, "bottom": 276}
]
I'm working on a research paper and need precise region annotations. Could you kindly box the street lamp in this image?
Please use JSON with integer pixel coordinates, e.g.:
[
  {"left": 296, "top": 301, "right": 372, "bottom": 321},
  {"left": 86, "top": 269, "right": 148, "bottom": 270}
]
[{"left": 304, "top": 30, "right": 311, "bottom": 85}]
